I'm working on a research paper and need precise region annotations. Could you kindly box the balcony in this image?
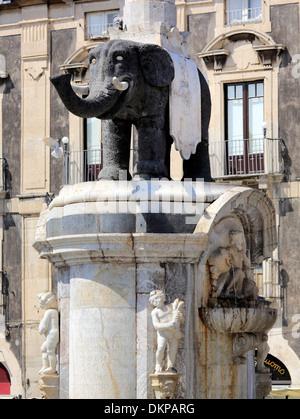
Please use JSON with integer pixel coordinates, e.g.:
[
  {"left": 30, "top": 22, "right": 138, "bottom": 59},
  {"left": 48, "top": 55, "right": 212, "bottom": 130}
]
[
  {"left": 63, "top": 148, "right": 102, "bottom": 185},
  {"left": 209, "top": 138, "right": 283, "bottom": 179},
  {"left": 86, "top": 23, "right": 115, "bottom": 40},
  {"left": 85, "top": 10, "right": 121, "bottom": 40},
  {"left": 226, "top": 6, "right": 262, "bottom": 25},
  {"left": 62, "top": 138, "right": 282, "bottom": 186}
]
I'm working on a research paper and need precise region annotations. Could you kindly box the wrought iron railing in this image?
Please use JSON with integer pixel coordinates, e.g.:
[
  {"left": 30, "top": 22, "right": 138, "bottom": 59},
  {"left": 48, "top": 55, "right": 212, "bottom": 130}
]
[
  {"left": 226, "top": 6, "right": 262, "bottom": 25},
  {"left": 63, "top": 148, "right": 102, "bottom": 185},
  {"left": 209, "top": 138, "right": 283, "bottom": 178},
  {"left": 62, "top": 138, "right": 282, "bottom": 185},
  {"left": 86, "top": 23, "right": 115, "bottom": 39}
]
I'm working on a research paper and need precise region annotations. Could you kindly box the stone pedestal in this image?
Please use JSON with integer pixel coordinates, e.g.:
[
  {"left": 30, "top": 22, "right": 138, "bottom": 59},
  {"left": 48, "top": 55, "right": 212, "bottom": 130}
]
[
  {"left": 34, "top": 180, "right": 211, "bottom": 399},
  {"left": 123, "top": 0, "right": 177, "bottom": 31},
  {"left": 39, "top": 374, "right": 59, "bottom": 399},
  {"left": 255, "top": 371, "right": 272, "bottom": 399},
  {"left": 33, "top": 181, "right": 277, "bottom": 399},
  {"left": 110, "top": 0, "right": 191, "bottom": 57}
]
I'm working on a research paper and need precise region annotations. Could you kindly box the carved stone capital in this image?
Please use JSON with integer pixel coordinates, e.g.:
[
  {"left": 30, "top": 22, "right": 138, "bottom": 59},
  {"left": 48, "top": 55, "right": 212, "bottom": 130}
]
[{"left": 150, "top": 373, "right": 179, "bottom": 399}]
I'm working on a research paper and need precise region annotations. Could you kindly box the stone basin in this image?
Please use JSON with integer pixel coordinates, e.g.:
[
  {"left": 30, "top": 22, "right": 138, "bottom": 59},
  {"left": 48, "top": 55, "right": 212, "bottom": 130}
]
[{"left": 199, "top": 307, "right": 277, "bottom": 333}]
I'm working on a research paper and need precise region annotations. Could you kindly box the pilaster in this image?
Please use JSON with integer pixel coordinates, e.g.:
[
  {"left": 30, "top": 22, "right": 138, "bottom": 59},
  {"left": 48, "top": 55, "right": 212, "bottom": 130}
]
[{"left": 20, "top": 6, "right": 50, "bottom": 195}]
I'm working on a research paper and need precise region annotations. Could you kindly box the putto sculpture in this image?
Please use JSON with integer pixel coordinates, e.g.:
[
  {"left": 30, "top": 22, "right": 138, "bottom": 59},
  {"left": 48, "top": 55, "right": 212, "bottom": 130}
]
[
  {"left": 50, "top": 39, "right": 212, "bottom": 181},
  {"left": 149, "top": 290, "right": 185, "bottom": 374},
  {"left": 38, "top": 291, "right": 59, "bottom": 375}
]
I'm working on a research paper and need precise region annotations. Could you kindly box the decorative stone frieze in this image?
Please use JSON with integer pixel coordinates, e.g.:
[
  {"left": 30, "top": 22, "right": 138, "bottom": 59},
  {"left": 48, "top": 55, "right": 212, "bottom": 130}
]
[{"left": 21, "top": 22, "right": 49, "bottom": 60}]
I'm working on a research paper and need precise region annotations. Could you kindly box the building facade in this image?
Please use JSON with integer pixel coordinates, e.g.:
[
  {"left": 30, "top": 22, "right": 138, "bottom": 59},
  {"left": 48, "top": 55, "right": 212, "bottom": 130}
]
[
  {"left": 0, "top": 0, "right": 299, "bottom": 398},
  {"left": 0, "top": 0, "right": 124, "bottom": 398},
  {"left": 182, "top": 0, "right": 300, "bottom": 390}
]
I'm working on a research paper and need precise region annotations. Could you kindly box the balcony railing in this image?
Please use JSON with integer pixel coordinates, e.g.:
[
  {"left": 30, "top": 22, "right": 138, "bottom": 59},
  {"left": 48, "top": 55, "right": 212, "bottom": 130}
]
[
  {"left": 209, "top": 138, "right": 283, "bottom": 179},
  {"left": 63, "top": 148, "right": 102, "bottom": 185},
  {"left": 226, "top": 7, "right": 262, "bottom": 25},
  {"left": 62, "top": 138, "right": 282, "bottom": 185},
  {"left": 86, "top": 23, "right": 115, "bottom": 39}
]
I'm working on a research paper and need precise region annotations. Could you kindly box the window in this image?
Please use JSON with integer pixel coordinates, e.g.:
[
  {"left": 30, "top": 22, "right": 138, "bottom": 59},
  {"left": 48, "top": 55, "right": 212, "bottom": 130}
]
[
  {"left": 62, "top": 118, "right": 102, "bottom": 185},
  {"left": 225, "top": 81, "right": 264, "bottom": 175},
  {"left": 86, "top": 11, "right": 120, "bottom": 39},
  {"left": 0, "top": 363, "right": 10, "bottom": 395},
  {"left": 226, "top": 0, "right": 262, "bottom": 25},
  {"left": 85, "top": 118, "right": 102, "bottom": 181}
]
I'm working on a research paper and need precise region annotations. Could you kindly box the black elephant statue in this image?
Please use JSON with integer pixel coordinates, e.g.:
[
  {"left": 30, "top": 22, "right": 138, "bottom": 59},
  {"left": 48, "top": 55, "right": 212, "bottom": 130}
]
[{"left": 50, "top": 39, "right": 212, "bottom": 181}]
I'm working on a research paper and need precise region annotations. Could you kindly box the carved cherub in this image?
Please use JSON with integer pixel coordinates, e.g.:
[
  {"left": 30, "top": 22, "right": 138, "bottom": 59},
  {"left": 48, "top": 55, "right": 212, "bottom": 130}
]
[
  {"left": 227, "top": 230, "right": 258, "bottom": 299},
  {"left": 208, "top": 230, "right": 258, "bottom": 300},
  {"left": 149, "top": 290, "right": 184, "bottom": 374},
  {"left": 208, "top": 247, "right": 244, "bottom": 298},
  {"left": 38, "top": 291, "right": 59, "bottom": 375}
]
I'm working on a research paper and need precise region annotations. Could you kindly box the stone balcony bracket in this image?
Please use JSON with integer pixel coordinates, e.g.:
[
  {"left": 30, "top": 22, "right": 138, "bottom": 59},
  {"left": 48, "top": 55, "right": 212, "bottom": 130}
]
[
  {"left": 197, "top": 49, "right": 230, "bottom": 72},
  {"left": 59, "top": 63, "right": 89, "bottom": 83},
  {"left": 253, "top": 44, "right": 285, "bottom": 67}
]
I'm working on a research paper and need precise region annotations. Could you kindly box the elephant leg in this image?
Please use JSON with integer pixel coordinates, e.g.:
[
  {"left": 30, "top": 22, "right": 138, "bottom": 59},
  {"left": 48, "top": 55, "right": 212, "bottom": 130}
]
[
  {"left": 98, "top": 119, "right": 132, "bottom": 180},
  {"left": 133, "top": 117, "right": 168, "bottom": 179},
  {"left": 182, "top": 139, "right": 214, "bottom": 182}
]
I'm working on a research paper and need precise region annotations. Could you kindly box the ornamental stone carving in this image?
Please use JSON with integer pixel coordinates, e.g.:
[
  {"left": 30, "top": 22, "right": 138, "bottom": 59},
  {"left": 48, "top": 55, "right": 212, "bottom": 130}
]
[
  {"left": 149, "top": 373, "right": 180, "bottom": 399},
  {"left": 149, "top": 290, "right": 185, "bottom": 374},
  {"left": 207, "top": 229, "right": 259, "bottom": 302},
  {"left": 38, "top": 291, "right": 59, "bottom": 376}
]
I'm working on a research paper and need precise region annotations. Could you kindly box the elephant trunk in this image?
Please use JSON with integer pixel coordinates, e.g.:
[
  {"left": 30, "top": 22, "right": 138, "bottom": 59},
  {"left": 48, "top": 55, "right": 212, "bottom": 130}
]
[{"left": 50, "top": 73, "right": 122, "bottom": 119}]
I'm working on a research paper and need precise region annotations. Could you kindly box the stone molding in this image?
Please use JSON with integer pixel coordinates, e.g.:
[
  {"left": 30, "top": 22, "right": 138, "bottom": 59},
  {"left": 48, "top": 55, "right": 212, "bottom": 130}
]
[
  {"left": 34, "top": 232, "right": 207, "bottom": 267},
  {"left": 47, "top": 180, "right": 233, "bottom": 210},
  {"left": 198, "top": 28, "right": 285, "bottom": 72}
]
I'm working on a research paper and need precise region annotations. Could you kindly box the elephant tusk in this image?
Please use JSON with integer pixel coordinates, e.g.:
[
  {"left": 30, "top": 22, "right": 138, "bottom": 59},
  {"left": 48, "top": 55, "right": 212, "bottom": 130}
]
[
  {"left": 71, "top": 83, "right": 90, "bottom": 96},
  {"left": 112, "top": 77, "right": 129, "bottom": 91}
]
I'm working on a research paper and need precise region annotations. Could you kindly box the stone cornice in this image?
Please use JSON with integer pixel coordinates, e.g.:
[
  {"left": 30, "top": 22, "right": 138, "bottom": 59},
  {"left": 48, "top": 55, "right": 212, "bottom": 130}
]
[{"left": 34, "top": 232, "right": 208, "bottom": 267}]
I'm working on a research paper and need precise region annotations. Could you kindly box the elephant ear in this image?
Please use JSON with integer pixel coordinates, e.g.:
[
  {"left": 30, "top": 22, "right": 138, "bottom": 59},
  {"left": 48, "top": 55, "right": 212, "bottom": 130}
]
[{"left": 139, "top": 44, "right": 175, "bottom": 87}]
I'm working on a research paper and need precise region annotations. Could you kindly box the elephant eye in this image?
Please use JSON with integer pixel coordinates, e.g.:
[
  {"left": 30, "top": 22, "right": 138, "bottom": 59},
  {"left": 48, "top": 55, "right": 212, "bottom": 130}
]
[
  {"left": 116, "top": 56, "right": 124, "bottom": 61},
  {"left": 91, "top": 58, "right": 96, "bottom": 64}
]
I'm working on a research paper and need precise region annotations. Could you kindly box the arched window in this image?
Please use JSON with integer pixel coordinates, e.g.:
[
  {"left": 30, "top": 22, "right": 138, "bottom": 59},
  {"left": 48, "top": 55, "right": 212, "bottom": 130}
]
[
  {"left": 0, "top": 363, "right": 10, "bottom": 395},
  {"left": 255, "top": 352, "right": 291, "bottom": 385},
  {"left": 265, "top": 353, "right": 291, "bottom": 385}
]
